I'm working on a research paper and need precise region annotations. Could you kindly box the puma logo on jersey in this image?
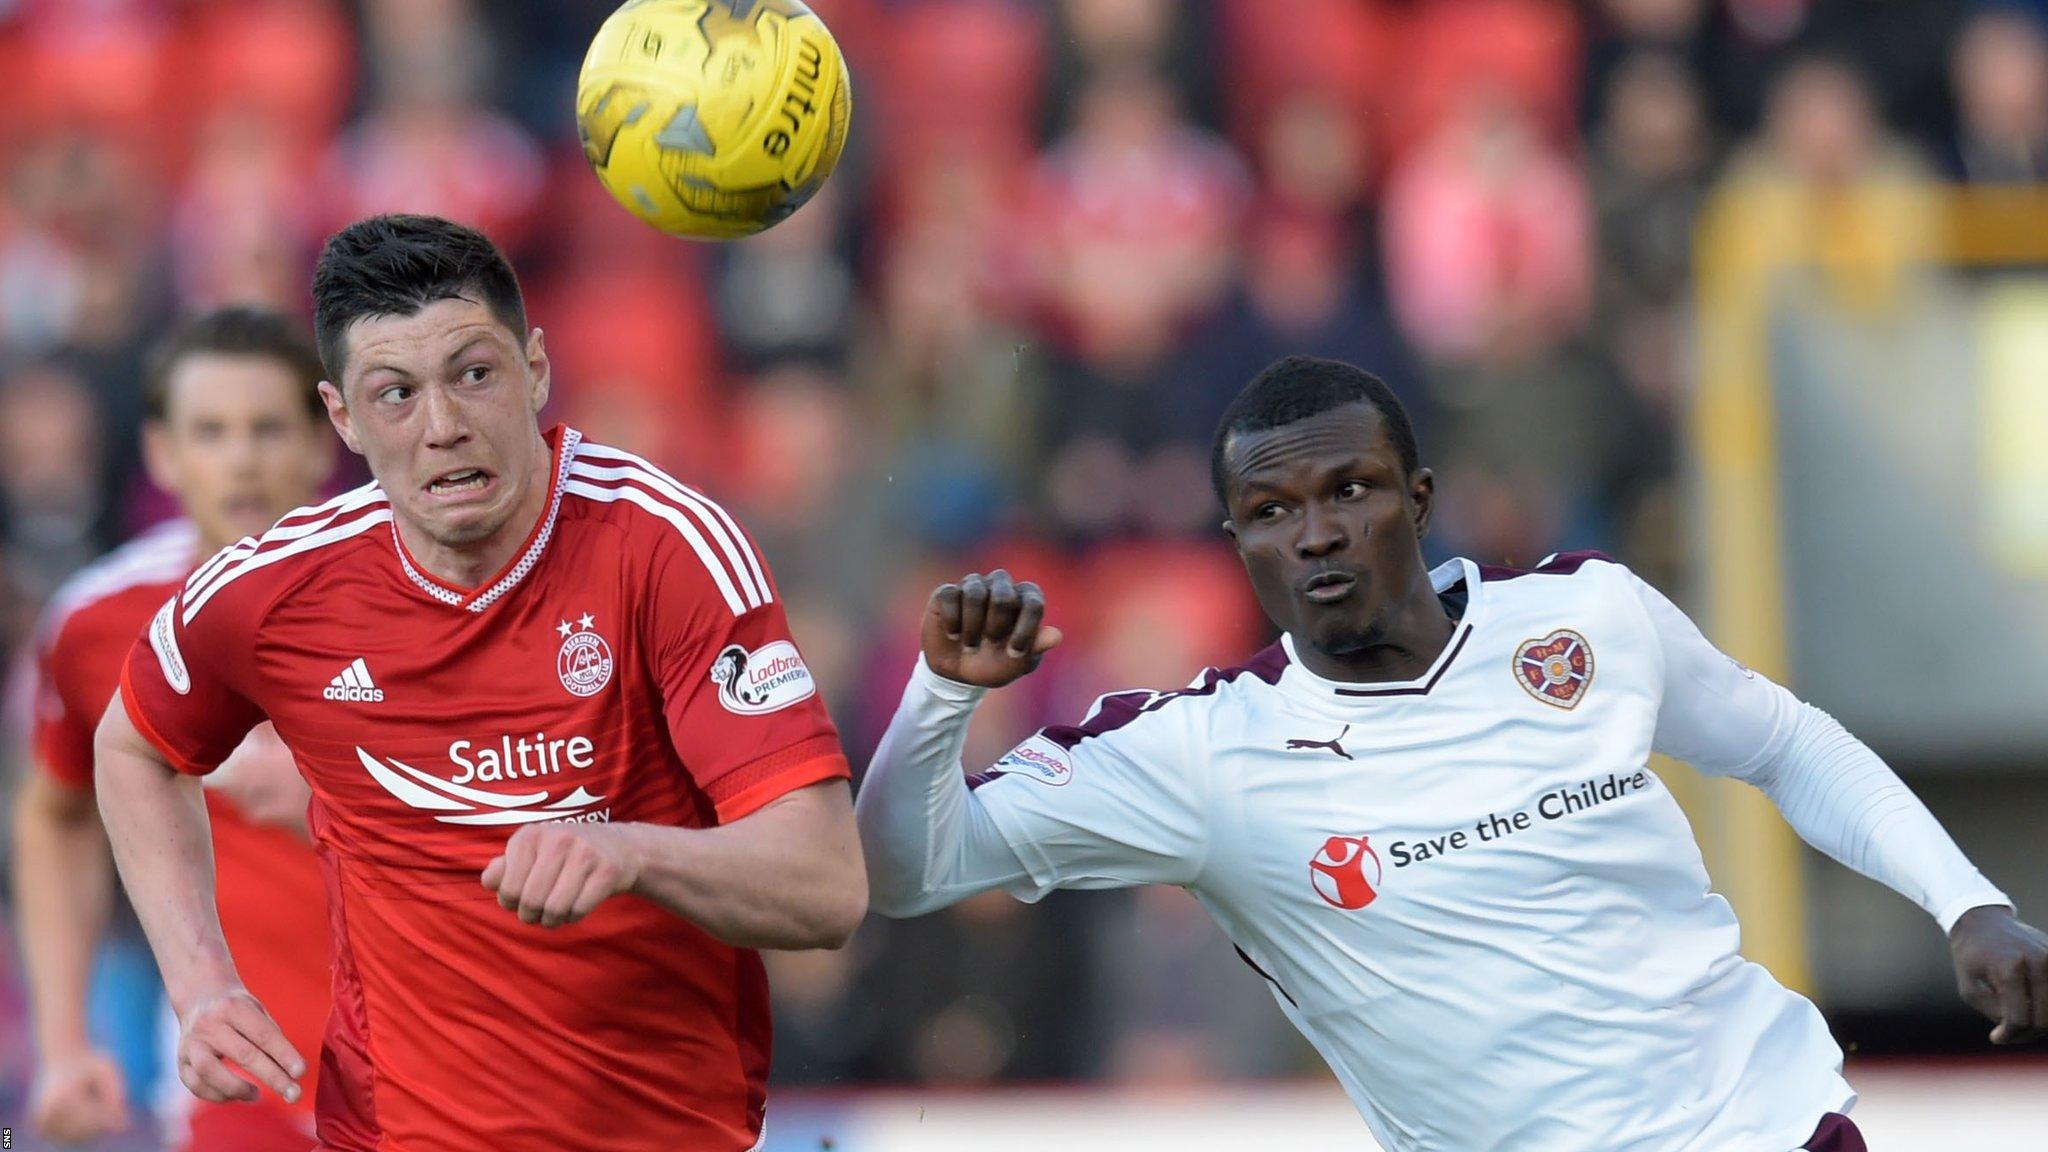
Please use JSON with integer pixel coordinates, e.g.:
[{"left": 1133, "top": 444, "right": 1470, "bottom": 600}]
[
  {"left": 1287, "top": 725, "right": 1352, "bottom": 760},
  {"left": 324, "top": 658, "right": 385, "bottom": 703}
]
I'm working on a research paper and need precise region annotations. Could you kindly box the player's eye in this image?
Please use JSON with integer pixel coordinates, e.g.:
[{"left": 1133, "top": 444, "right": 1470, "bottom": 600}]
[
  {"left": 1254, "top": 502, "right": 1287, "bottom": 522},
  {"left": 1338, "top": 480, "right": 1370, "bottom": 499},
  {"left": 378, "top": 384, "right": 414, "bottom": 404},
  {"left": 461, "top": 364, "right": 491, "bottom": 385}
]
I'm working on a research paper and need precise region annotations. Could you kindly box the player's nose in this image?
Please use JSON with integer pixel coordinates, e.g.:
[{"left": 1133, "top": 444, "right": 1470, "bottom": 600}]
[
  {"left": 1295, "top": 502, "right": 1349, "bottom": 556},
  {"left": 419, "top": 384, "right": 471, "bottom": 448}
]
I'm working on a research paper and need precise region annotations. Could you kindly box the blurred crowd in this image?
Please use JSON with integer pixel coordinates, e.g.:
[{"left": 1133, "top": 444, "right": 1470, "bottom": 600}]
[{"left": 2, "top": 0, "right": 2046, "bottom": 1108}]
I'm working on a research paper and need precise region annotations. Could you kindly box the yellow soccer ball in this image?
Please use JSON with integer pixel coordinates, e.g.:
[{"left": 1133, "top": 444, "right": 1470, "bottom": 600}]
[{"left": 576, "top": 0, "right": 852, "bottom": 240}]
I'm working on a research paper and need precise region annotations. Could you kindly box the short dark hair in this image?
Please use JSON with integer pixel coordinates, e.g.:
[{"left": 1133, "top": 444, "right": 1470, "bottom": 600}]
[
  {"left": 143, "top": 306, "right": 327, "bottom": 422},
  {"left": 311, "top": 214, "right": 527, "bottom": 382},
  {"left": 1210, "top": 356, "right": 1420, "bottom": 506}
]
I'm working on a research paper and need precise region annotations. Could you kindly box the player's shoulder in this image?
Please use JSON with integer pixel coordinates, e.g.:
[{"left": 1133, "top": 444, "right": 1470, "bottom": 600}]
[
  {"left": 558, "top": 433, "right": 774, "bottom": 618},
  {"left": 177, "top": 481, "right": 393, "bottom": 627},
  {"left": 1469, "top": 550, "right": 1659, "bottom": 633},
  {"left": 37, "top": 519, "right": 198, "bottom": 646},
  {"left": 1474, "top": 549, "right": 1626, "bottom": 585},
  {"left": 1473, "top": 550, "right": 1641, "bottom": 602},
  {"left": 1044, "top": 642, "right": 1290, "bottom": 752}
]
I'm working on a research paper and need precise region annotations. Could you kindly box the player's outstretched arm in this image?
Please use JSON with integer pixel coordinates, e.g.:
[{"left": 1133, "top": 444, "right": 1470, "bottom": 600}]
[
  {"left": 93, "top": 691, "right": 306, "bottom": 1105},
  {"left": 12, "top": 770, "right": 130, "bottom": 1142},
  {"left": 856, "top": 571, "right": 1064, "bottom": 918},
  {"left": 1632, "top": 570, "right": 2046, "bottom": 1042},
  {"left": 482, "top": 780, "right": 867, "bottom": 949}
]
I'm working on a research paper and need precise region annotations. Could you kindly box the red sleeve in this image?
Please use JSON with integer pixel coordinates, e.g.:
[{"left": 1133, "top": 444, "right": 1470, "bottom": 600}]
[
  {"left": 28, "top": 619, "right": 99, "bottom": 791},
  {"left": 650, "top": 527, "right": 848, "bottom": 824},
  {"left": 119, "top": 585, "right": 266, "bottom": 777}
]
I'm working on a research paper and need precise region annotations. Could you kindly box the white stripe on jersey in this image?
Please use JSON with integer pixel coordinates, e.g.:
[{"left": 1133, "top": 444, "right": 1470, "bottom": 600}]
[
  {"left": 183, "top": 508, "right": 394, "bottom": 625},
  {"left": 184, "top": 482, "right": 386, "bottom": 602},
  {"left": 560, "top": 479, "right": 751, "bottom": 616},
  {"left": 38, "top": 520, "right": 198, "bottom": 642},
  {"left": 570, "top": 446, "right": 770, "bottom": 606}
]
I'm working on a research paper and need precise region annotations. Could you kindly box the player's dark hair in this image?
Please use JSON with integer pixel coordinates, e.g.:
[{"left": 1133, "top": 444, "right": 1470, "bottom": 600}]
[
  {"left": 1210, "top": 356, "right": 1420, "bottom": 507},
  {"left": 143, "top": 305, "right": 327, "bottom": 423},
  {"left": 311, "top": 213, "right": 527, "bottom": 382}
]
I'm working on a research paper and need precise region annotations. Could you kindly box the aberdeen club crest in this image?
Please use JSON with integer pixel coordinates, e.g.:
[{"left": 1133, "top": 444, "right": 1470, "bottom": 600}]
[
  {"left": 1514, "top": 629, "right": 1593, "bottom": 709},
  {"left": 556, "top": 613, "right": 614, "bottom": 697}
]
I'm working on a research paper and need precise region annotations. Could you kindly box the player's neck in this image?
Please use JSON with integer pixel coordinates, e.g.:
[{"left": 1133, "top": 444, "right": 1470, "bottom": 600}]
[
  {"left": 396, "top": 450, "right": 554, "bottom": 591},
  {"left": 1298, "top": 591, "right": 1458, "bottom": 684}
]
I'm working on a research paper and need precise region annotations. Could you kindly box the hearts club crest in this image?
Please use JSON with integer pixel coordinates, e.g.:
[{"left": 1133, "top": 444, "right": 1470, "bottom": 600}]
[{"left": 1514, "top": 629, "right": 1593, "bottom": 709}]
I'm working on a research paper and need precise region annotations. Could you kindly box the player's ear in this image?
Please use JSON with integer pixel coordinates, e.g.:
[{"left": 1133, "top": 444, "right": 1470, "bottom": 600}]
[
  {"left": 1409, "top": 467, "right": 1435, "bottom": 539},
  {"left": 319, "top": 381, "right": 364, "bottom": 455},
  {"left": 525, "top": 327, "right": 551, "bottom": 412},
  {"left": 140, "top": 419, "right": 182, "bottom": 497},
  {"left": 302, "top": 413, "right": 342, "bottom": 488}
]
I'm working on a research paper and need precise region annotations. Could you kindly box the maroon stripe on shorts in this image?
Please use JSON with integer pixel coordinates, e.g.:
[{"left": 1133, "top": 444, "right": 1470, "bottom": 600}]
[{"left": 1802, "top": 1113, "right": 1867, "bottom": 1152}]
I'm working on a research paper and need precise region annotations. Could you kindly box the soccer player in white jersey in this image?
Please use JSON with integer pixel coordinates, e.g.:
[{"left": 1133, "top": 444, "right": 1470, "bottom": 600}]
[{"left": 856, "top": 356, "right": 2048, "bottom": 1152}]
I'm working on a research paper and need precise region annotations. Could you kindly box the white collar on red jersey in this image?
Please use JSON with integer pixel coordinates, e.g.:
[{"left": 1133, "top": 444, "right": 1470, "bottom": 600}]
[{"left": 393, "top": 425, "right": 581, "bottom": 612}]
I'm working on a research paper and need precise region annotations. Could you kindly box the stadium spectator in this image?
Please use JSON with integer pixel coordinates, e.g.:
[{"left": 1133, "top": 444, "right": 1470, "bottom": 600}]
[{"left": 1946, "top": 6, "right": 2048, "bottom": 184}]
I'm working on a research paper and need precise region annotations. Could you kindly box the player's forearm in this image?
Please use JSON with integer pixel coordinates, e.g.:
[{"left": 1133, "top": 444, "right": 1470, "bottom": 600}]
[
  {"left": 94, "top": 703, "right": 243, "bottom": 1014},
  {"left": 12, "top": 775, "right": 113, "bottom": 1059},
  {"left": 1751, "top": 702, "right": 2009, "bottom": 931},
  {"left": 856, "top": 657, "right": 1034, "bottom": 918},
  {"left": 619, "top": 782, "right": 866, "bottom": 950}
]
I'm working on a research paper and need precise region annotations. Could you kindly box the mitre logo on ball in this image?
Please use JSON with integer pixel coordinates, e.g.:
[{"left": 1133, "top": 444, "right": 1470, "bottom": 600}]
[{"left": 576, "top": 0, "right": 853, "bottom": 239}]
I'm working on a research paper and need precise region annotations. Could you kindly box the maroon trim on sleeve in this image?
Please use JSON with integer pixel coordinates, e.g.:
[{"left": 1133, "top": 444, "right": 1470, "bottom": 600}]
[
  {"left": 1476, "top": 549, "right": 1614, "bottom": 583},
  {"left": 1038, "top": 642, "right": 1289, "bottom": 751},
  {"left": 1800, "top": 1113, "right": 1866, "bottom": 1152}
]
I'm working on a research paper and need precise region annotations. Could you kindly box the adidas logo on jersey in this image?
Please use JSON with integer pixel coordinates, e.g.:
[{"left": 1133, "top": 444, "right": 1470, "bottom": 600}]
[{"left": 324, "top": 658, "right": 386, "bottom": 703}]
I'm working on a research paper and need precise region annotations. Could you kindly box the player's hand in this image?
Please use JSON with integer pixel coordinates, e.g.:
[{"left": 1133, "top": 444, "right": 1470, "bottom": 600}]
[
  {"left": 1949, "top": 904, "right": 2048, "bottom": 1044},
  {"left": 176, "top": 987, "right": 306, "bottom": 1105},
  {"left": 482, "top": 822, "right": 641, "bottom": 929},
  {"left": 207, "top": 723, "right": 313, "bottom": 838},
  {"left": 922, "top": 569, "right": 1063, "bottom": 689},
  {"left": 30, "top": 1047, "right": 130, "bottom": 1143}
]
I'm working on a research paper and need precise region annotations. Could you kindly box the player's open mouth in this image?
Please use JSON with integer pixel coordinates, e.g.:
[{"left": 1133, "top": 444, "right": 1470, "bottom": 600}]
[
  {"left": 427, "top": 468, "right": 494, "bottom": 497},
  {"left": 1301, "top": 571, "right": 1358, "bottom": 604}
]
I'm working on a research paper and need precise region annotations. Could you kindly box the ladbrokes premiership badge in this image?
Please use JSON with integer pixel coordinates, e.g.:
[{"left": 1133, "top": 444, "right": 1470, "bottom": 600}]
[
  {"left": 1514, "top": 629, "right": 1593, "bottom": 709},
  {"left": 556, "top": 613, "right": 614, "bottom": 697}
]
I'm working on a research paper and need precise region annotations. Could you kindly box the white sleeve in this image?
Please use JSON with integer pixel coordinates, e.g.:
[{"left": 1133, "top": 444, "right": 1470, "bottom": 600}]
[
  {"left": 1634, "top": 573, "right": 2010, "bottom": 932},
  {"left": 855, "top": 657, "right": 1209, "bottom": 918}
]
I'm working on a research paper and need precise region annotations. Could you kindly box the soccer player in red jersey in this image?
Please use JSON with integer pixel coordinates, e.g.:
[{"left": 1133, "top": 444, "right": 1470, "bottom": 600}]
[
  {"left": 13, "top": 307, "right": 338, "bottom": 1150},
  {"left": 95, "top": 214, "right": 868, "bottom": 1152}
]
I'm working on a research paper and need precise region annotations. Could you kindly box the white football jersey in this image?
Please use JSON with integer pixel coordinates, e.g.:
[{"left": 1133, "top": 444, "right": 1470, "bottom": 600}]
[{"left": 941, "top": 554, "right": 1996, "bottom": 1152}]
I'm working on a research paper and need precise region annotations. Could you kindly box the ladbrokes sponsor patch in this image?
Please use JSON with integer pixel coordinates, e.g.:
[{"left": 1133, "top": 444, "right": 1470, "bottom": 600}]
[
  {"left": 710, "top": 639, "right": 817, "bottom": 714},
  {"left": 986, "top": 734, "right": 1073, "bottom": 787}
]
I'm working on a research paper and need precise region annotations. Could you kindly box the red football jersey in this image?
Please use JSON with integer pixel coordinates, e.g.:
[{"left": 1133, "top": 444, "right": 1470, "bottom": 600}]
[
  {"left": 121, "top": 427, "right": 850, "bottom": 1152},
  {"left": 27, "top": 520, "right": 330, "bottom": 1136}
]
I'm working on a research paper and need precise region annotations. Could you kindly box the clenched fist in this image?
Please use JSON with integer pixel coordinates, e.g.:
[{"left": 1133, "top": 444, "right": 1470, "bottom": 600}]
[
  {"left": 482, "top": 822, "right": 642, "bottom": 928},
  {"left": 1950, "top": 905, "right": 2048, "bottom": 1044},
  {"left": 923, "top": 570, "right": 1063, "bottom": 689},
  {"left": 31, "top": 1047, "right": 129, "bottom": 1143}
]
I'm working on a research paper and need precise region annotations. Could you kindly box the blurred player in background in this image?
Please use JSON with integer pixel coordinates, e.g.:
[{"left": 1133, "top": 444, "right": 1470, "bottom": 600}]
[
  {"left": 13, "top": 307, "right": 337, "bottom": 1149},
  {"left": 95, "top": 214, "right": 866, "bottom": 1152},
  {"left": 859, "top": 356, "right": 2048, "bottom": 1152}
]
